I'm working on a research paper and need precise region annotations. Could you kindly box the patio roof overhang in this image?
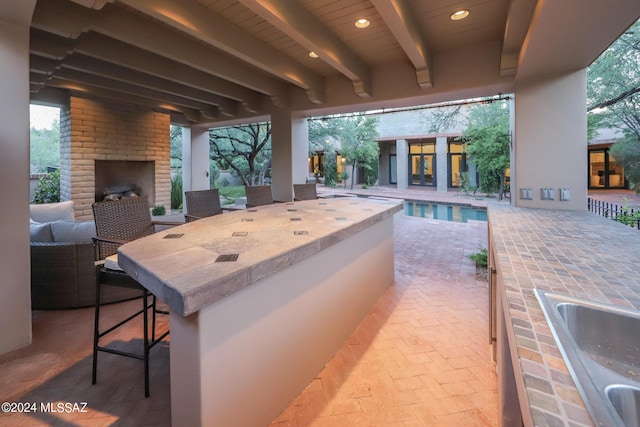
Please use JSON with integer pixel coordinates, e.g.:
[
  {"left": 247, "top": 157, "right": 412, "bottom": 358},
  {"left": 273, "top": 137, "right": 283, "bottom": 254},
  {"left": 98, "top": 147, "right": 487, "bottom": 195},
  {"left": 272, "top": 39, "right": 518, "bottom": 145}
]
[{"left": 28, "top": 0, "right": 640, "bottom": 128}]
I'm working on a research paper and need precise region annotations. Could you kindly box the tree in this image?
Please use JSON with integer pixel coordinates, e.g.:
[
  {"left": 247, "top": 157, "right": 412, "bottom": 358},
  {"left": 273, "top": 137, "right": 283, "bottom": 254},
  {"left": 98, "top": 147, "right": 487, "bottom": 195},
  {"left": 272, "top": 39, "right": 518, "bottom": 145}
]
[
  {"left": 209, "top": 122, "right": 271, "bottom": 186},
  {"left": 30, "top": 120, "right": 60, "bottom": 173},
  {"left": 587, "top": 19, "right": 640, "bottom": 192},
  {"left": 609, "top": 136, "right": 640, "bottom": 192},
  {"left": 425, "top": 105, "right": 463, "bottom": 134},
  {"left": 308, "top": 115, "right": 379, "bottom": 188},
  {"left": 170, "top": 125, "right": 183, "bottom": 169},
  {"left": 587, "top": 19, "right": 640, "bottom": 140},
  {"left": 461, "top": 101, "right": 510, "bottom": 199}
]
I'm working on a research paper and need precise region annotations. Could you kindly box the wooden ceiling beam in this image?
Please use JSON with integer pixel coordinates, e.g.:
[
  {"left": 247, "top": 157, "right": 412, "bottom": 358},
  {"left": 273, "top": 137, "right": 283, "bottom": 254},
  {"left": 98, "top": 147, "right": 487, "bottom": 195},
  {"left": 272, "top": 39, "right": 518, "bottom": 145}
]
[
  {"left": 45, "top": 77, "right": 203, "bottom": 122},
  {"left": 369, "top": 0, "right": 432, "bottom": 89},
  {"left": 53, "top": 68, "right": 221, "bottom": 119},
  {"left": 118, "top": 0, "right": 325, "bottom": 104},
  {"left": 61, "top": 54, "right": 239, "bottom": 117},
  {"left": 238, "top": 0, "right": 371, "bottom": 98},
  {"left": 31, "top": 0, "right": 290, "bottom": 107}
]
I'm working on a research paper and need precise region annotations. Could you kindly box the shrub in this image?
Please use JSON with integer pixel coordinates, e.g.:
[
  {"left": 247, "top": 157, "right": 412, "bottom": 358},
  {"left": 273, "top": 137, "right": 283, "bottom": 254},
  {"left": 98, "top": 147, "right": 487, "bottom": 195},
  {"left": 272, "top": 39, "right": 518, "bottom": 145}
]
[
  {"left": 171, "top": 173, "right": 183, "bottom": 210},
  {"left": 32, "top": 169, "right": 60, "bottom": 204},
  {"left": 216, "top": 176, "right": 230, "bottom": 188},
  {"left": 152, "top": 205, "right": 166, "bottom": 216},
  {"left": 469, "top": 248, "right": 488, "bottom": 267}
]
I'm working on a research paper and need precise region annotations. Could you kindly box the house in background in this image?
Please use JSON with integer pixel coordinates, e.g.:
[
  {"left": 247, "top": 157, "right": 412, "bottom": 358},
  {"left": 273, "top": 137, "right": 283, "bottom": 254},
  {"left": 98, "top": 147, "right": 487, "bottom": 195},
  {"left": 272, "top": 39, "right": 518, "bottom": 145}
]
[
  {"left": 588, "top": 128, "right": 628, "bottom": 189},
  {"left": 375, "top": 105, "right": 477, "bottom": 192}
]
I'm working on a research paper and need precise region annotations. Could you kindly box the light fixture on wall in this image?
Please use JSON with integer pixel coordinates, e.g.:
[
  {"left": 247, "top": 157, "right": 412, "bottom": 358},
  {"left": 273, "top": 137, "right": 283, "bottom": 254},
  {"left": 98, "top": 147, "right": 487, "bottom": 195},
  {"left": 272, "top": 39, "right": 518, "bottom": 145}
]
[
  {"left": 355, "top": 18, "right": 370, "bottom": 28},
  {"left": 308, "top": 51, "right": 318, "bottom": 58},
  {"left": 450, "top": 10, "right": 469, "bottom": 21}
]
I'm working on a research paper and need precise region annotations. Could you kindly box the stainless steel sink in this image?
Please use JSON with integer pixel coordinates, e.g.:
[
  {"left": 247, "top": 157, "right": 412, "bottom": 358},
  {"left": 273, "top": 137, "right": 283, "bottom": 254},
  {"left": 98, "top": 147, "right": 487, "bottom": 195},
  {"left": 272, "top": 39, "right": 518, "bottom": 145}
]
[{"left": 535, "top": 289, "right": 640, "bottom": 427}]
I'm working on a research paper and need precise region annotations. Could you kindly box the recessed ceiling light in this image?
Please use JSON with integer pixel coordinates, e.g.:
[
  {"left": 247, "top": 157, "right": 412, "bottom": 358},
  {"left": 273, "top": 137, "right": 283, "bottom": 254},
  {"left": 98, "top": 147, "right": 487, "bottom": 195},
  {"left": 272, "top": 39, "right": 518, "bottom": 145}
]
[
  {"left": 308, "top": 51, "right": 318, "bottom": 58},
  {"left": 355, "top": 18, "right": 370, "bottom": 29},
  {"left": 450, "top": 10, "right": 469, "bottom": 21}
]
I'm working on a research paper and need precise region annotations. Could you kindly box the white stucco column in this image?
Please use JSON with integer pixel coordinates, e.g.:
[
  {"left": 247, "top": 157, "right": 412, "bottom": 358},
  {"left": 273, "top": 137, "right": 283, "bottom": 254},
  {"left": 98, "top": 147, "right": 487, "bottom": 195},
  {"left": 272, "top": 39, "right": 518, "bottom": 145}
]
[
  {"left": 188, "top": 126, "right": 211, "bottom": 191},
  {"left": 270, "top": 108, "right": 308, "bottom": 201},
  {"left": 181, "top": 126, "right": 192, "bottom": 192},
  {"left": 513, "top": 70, "right": 587, "bottom": 210},
  {"left": 0, "top": 1, "right": 37, "bottom": 355},
  {"left": 436, "top": 136, "right": 448, "bottom": 192},
  {"left": 396, "top": 139, "right": 408, "bottom": 190}
]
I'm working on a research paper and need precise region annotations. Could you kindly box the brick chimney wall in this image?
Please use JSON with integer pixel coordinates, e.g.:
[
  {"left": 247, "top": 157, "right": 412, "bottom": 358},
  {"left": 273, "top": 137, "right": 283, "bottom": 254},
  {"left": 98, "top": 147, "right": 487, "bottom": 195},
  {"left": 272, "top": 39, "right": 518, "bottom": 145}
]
[{"left": 60, "top": 96, "right": 171, "bottom": 220}]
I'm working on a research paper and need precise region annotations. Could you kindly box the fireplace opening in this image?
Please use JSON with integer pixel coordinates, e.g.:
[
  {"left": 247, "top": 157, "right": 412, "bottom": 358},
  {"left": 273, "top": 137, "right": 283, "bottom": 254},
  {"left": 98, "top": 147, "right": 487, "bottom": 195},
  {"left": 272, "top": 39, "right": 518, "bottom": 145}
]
[{"left": 94, "top": 160, "right": 155, "bottom": 205}]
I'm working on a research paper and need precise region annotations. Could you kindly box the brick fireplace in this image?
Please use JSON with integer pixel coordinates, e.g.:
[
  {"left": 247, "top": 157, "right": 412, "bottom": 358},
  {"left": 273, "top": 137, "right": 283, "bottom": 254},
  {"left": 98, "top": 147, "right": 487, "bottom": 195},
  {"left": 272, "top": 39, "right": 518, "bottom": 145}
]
[{"left": 59, "top": 96, "right": 172, "bottom": 220}]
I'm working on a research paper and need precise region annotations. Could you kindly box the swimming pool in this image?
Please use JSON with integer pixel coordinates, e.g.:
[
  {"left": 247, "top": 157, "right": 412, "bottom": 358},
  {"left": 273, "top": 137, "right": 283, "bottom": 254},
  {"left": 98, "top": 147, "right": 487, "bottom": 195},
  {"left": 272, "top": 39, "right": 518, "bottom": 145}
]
[{"left": 404, "top": 201, "right": 487, "bottom": 222}]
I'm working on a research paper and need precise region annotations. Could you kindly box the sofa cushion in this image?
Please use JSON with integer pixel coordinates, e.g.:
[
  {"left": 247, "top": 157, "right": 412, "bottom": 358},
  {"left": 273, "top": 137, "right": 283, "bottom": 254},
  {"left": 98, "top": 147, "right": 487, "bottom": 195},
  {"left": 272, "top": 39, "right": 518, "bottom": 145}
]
[
  {"left": 29, "top": 221, "right": 54, "bottom": 242},
  {"left": 30, "top": 200, "right": 75, "bottom": 222},
  {"left": 50, "top": 220, "right": 96, "bottom": 244}
]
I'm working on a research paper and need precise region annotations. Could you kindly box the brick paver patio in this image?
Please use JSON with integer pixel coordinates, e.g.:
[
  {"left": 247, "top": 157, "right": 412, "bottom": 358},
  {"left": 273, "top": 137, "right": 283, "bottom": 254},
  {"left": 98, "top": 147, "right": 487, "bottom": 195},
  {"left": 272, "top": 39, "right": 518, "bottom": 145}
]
[{"left": 2, "top": 189, "right": 497, "bottom": 426}]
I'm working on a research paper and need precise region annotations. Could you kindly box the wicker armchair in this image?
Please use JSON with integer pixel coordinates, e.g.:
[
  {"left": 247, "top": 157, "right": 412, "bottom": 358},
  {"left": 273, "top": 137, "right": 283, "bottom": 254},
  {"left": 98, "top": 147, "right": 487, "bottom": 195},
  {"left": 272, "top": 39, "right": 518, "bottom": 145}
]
[
  {"left": 293, "top": 183, "right": 318, "bottom": 201},
  {"left": 91, "top": 195, "right": 178, "bottom": 397},
  {"left": 245, "top": 185, "right": 275, "bottom": 208},
  {"left": 184, "top": 189, "right": 223, "bottom": 222}
]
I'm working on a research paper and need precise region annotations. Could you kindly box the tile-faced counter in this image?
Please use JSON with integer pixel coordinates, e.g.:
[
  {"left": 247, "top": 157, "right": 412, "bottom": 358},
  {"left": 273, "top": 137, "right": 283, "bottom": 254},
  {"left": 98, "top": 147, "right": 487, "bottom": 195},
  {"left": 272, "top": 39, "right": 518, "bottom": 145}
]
[{"left": 488, "top": 204, "right": 640, "bottom": 426}]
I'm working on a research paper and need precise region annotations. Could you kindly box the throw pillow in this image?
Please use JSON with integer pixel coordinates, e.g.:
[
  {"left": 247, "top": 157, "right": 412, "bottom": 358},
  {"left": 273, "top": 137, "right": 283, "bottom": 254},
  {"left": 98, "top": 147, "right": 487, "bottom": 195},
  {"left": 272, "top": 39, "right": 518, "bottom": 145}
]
[
  {"left": 50, "top": 220, "right": 96, "bottom": 244},
  {"left": 29, "top": 221, "right": 54, "bottom": 242},
  {"left": 30, "top": 200, "right": 75, "bottom": 222}
]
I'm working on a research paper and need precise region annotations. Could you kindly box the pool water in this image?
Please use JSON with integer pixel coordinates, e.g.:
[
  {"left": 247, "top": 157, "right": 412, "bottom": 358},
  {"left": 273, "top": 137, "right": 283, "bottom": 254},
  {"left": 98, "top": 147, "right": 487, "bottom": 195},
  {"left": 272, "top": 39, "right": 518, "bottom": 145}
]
[{"left": 404, "top": 201, "right": 487, "bottom": 222}]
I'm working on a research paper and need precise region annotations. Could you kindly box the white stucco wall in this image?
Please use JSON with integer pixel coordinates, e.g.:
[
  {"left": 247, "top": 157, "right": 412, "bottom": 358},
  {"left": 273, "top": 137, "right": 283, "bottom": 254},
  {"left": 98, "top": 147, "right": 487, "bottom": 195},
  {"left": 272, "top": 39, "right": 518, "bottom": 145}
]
[{"left": 376, "top": 108, "right": 467, "bottom": 140}]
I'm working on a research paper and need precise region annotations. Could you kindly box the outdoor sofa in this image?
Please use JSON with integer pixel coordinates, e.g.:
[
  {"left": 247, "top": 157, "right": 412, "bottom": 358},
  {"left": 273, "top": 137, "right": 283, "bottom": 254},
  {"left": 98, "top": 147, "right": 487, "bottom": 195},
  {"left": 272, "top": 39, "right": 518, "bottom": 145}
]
[{"left": 29, "top": 200, "right": 140, "bottom": 309}]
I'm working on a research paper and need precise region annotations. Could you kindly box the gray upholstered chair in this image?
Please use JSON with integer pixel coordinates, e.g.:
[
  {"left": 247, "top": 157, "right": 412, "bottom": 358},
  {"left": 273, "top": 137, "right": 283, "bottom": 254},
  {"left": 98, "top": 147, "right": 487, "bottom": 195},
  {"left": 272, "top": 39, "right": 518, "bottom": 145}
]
[
  {"left": 293, "top": 183, "right": 318, "bottom": 201},
  {"left": 245, "top": 185, "right": 275, "bottom": 208},
  {"left": 91, "top": 195, "right": 178, "bottom": 397},
  {"left": 184, "top": 189, "right": 223, "bottom": 222}
]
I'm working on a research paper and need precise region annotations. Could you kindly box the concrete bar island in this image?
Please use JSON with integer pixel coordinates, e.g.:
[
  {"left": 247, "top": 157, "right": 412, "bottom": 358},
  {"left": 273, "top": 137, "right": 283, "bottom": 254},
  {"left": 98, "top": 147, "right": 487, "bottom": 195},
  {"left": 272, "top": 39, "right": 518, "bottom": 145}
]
[{"left": 118, "top": 197, "right": 403, "bottom": 426}]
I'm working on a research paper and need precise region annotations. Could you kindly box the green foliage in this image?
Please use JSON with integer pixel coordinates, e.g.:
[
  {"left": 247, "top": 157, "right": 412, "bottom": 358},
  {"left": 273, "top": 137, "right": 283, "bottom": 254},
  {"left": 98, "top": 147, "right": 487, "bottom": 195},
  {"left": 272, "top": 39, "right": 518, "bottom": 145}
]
[
  {"left": 462, "top": 101, "right": 510, "bottom": 197},
  {"left": 469, "top": 248, "right": 488, "bottom": 267},
  {"left": 609, "top": 136, "right": 640, "bottom": 192},
  {"left": 216, "top": 176, "right": 231, "bottom": 187},
  {"left": 587, "top": 19, "right": 640, "bottom": 140},
  {"left": 170, "top": 173, "right": 183, "bottom": 210},
  {"left": 151, "top": 205, "right": 166, "bottom": 216},
  {"left": 459, "top": 172, "right": 478, "bottom": 195},
  {"left": 616, "top": 211, "right": 640, "bottom": 227},
  {"left": 309, "top": 115, "right": 379, "bottom": 189},
  {"left": 323, "top": 151, "right": 338, "bottom": 187},
  {"left": 339, "top": 170, "right": 349, "bottom": 188},
  {"left": 32, "top": 170, "right": 61, "bottom": 204},
  {"left": 615, "top": 197, "right": 640, "bottom": 227},
  {"left": 218, "top": 185, "right": 246, "bottom": 199},
  {"left": 30, "top": 120, "right": 60, "bottom": 173}
]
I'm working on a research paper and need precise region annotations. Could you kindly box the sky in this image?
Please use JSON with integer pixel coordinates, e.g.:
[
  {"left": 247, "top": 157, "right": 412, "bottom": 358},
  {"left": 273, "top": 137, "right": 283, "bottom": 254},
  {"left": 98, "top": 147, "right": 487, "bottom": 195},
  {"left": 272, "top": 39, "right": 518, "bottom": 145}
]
[{"left": 30, "top": 104, "right": 60, "bottom": 130}]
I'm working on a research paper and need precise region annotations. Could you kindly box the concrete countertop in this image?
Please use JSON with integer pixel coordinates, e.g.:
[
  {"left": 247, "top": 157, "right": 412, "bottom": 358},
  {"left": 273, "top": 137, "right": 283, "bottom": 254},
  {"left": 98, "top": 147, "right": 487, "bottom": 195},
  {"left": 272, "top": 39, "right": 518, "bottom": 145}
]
[
  {"left": 488, "top": 204, "right": 640, "bottom": 426},
  {"left": 118, "top": 197, "right": 403, "bottom": 317}
]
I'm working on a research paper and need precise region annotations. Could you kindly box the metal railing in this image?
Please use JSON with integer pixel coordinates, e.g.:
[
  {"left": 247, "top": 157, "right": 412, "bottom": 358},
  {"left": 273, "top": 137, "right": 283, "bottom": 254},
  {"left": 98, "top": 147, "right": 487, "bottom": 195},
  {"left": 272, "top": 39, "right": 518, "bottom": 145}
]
[{"left": 587, "top": 198, "right": 640, "bottom": 230}]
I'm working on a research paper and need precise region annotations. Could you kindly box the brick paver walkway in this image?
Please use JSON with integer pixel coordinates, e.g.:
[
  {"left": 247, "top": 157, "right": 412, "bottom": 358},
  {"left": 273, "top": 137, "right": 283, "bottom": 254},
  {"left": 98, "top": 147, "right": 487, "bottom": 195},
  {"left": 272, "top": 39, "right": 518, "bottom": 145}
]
[{"left": 270, "top": 215, "right": 496, "bottom": 426}]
